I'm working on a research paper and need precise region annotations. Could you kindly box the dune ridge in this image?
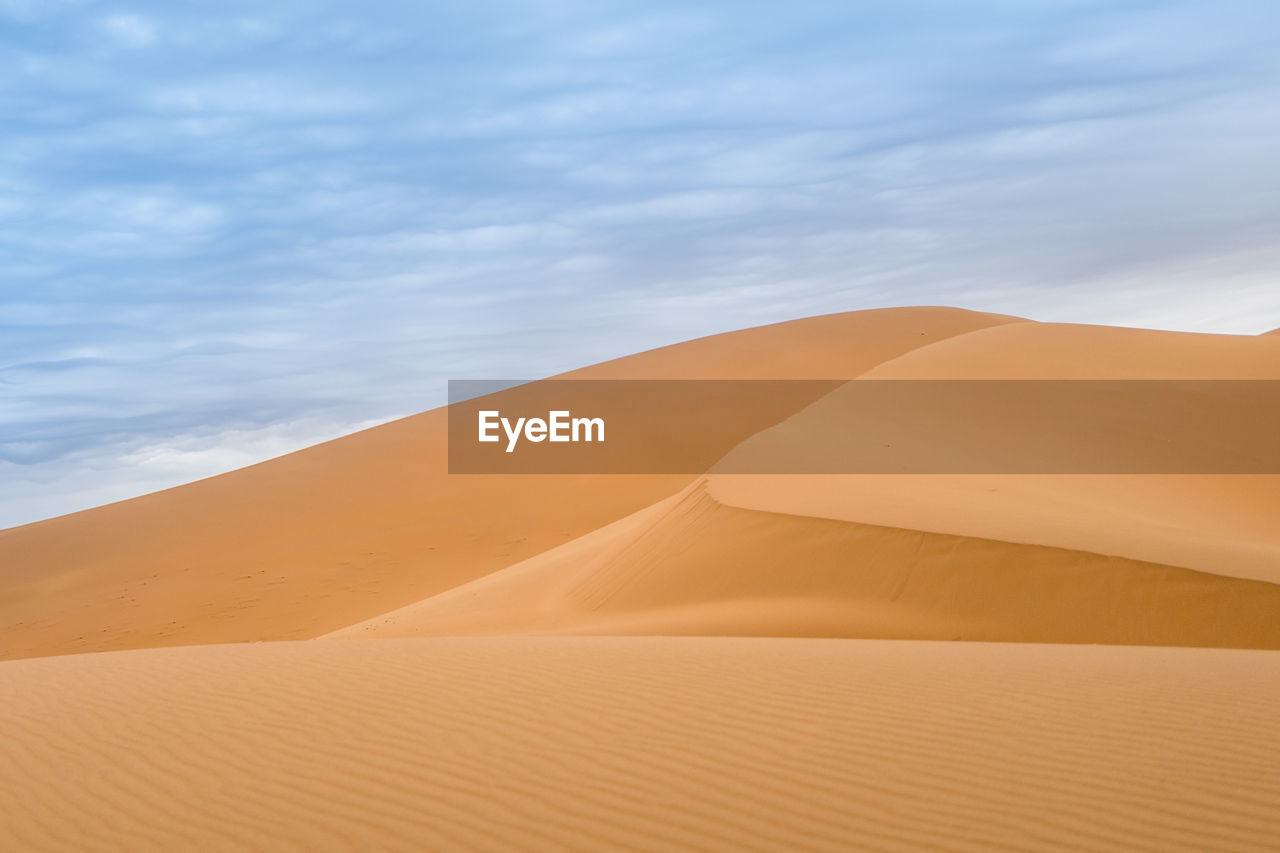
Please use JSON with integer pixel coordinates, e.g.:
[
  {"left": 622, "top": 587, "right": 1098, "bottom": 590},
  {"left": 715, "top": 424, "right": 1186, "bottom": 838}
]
[
  {"left": 332, "top": 480, "right": 1280, "bottom": 648},
  {"left": 705, "top": 320, "right": 1280, "bottom": 582},
  {"left": 0, "top": 307, "right": 1022, "bottom": 661}
]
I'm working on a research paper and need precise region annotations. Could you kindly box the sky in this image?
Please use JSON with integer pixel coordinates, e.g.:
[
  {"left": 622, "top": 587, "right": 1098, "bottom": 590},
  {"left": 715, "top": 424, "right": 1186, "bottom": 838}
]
[{"left": 2, "top": 0, "right": 1280, "bottom": 527}]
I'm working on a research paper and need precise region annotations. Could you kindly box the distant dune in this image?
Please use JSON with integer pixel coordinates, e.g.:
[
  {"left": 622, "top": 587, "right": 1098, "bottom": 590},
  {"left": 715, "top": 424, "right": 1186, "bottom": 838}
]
[{"left": 3, "top": 306, "right": 1279, "bottom": 851}]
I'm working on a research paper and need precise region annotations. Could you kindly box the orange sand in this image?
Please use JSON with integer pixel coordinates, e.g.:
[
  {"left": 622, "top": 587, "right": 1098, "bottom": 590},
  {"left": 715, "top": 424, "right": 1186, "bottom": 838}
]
[
  {"left": 3, "top": 638, "right": 1279, "bottom": 852},
  {"left": 2, "top": 307, "right": 1278, "bottom": 851}
]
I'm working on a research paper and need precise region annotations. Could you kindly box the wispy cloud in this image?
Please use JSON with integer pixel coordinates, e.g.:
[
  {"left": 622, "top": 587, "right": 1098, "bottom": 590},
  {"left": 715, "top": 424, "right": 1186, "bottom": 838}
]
[
  {"left": 2, "top": 0, "right": 1280, "bottom": 526},
  {"left": 100, "top": 11, "right": 158, "bottom": 47}
]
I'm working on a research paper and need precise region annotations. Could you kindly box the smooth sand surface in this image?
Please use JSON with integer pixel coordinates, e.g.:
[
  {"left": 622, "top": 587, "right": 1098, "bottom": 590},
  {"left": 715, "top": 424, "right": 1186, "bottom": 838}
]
[
  {"left": 711, "top": 321, "right": 1280, "bottom": 582},
  {"left": 709, "top": 472, "right": 1280, "bottom": 583},
  {"left": 3, "top": 307, "right": 1279, "bottom": 850},
  {"left": 3, "top": 638, "right": 1280, "bottom": 853},
  {"left": 333, "top": 480, "right": 1280, "bottom": 647}
]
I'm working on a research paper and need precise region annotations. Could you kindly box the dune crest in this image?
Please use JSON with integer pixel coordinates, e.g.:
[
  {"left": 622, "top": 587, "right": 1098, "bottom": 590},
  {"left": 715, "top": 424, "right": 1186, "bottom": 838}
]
[{"left": 709, "top": 320, "right": 1280, "bottom": 582}]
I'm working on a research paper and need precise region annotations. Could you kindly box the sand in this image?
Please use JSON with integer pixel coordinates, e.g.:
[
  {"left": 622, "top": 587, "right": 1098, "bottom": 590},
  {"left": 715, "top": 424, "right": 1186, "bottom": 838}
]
[
  {"left": 2, "top": 306, "right": 1278, "bottom": 850},
  {"left": 332, "top": 481, "right": 1280, "bottom": 647},
  {"left": 709, "top": 321, "right": 1280, "bottom": 582},
  {"left": 4, "top": 638, "right": 1280, "bottom": 852},
  {"left": 0, "top": 306, "right": 1020, "bottom": 660}
]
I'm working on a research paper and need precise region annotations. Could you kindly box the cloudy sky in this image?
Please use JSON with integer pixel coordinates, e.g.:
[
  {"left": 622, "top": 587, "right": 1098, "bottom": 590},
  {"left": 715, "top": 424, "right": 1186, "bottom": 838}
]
[{"left": 2, "top": 0, "right": 1279, "bottom": 527}]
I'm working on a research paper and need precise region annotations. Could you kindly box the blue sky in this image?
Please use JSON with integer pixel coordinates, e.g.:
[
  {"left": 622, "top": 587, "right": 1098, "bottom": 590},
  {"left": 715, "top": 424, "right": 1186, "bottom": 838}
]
[{"left": 3, "top": 0, "right": 1280, "bottom": 526}]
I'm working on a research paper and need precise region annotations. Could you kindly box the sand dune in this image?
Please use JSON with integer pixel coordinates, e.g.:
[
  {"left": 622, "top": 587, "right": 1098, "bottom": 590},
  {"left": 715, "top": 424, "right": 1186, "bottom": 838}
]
[
  {"left": 3, "top": 637, "right": 1279, "bottom": 853},
  {"left": 0, "top": 307, "right": 1020, "bottom": 661},
  {"left": 334, "top": 480, "right": 1280, "bottom": 647},
  {"left": 7, "top": 309, "right": 1278, "bottom": 659},
  {"left": 4, "top": 306, "right": 1280, "bottom": 850},
  {"left": 710, "top": 321, "right": 1280, "bottom": 582},
  {"left": 862, "top": 320, "right": 1280, "bottom": 380},
  {"left": 710, "top": 472, "right": 1280, "bottom": 584}
]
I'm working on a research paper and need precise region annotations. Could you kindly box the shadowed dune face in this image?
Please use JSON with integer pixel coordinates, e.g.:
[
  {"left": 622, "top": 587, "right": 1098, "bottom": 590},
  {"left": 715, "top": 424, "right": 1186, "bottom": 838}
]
[
  {"left": 334, "top": 482, "right": 1280, "bottom": 648},
  {"left": 2, "top": 638, "right": 1279, "bottom": 853}
]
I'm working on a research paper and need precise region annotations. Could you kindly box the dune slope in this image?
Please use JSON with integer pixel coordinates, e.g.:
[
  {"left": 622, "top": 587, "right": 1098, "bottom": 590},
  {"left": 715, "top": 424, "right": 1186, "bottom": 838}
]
[
  {"left": 334, "top": 481, "right": 1280, "bottom": 648},
  {"left": 0, "top": 307, "right": 1022, "bottom": 661},
  {"left": 6, "top": 308, "right": 1280, "bottom": 659},
  {"left": 710, "top": 321, "right": 1280, "bottom": 581}
]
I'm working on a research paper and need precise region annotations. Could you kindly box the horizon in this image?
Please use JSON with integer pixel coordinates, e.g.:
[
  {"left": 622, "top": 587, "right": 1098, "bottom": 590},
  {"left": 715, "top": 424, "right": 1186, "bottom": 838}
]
[
  {"left": 5, "top": 303, "right": 1276, "bottom": 529},
  {"left": 4, "top": 0, "right": 1280, "bottom": 527}
]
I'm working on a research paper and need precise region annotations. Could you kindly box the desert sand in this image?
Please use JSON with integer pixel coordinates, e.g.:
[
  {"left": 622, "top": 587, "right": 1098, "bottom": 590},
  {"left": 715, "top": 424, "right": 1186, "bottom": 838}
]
[
  {"left": 2, "top": 306, "right": 1279, "bottom": 850},
  {"left": 4, "top": 638, "right": 1279, "bottom": 852}
]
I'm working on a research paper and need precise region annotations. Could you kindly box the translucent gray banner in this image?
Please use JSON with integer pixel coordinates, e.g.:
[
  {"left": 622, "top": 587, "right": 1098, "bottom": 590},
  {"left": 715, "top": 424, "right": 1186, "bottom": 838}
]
[{"left": 447, "top": 379, "right": 1280, "bottom": 474}]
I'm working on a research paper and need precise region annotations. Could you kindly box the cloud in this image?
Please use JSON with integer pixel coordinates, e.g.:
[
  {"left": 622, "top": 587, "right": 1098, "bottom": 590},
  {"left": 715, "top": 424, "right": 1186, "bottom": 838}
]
[
  {"left": 100, "top": 11, "right": 158, "bottom": 47},
  {"left": 2, "top": 0, "right": 1280, "bottom": 526}
]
